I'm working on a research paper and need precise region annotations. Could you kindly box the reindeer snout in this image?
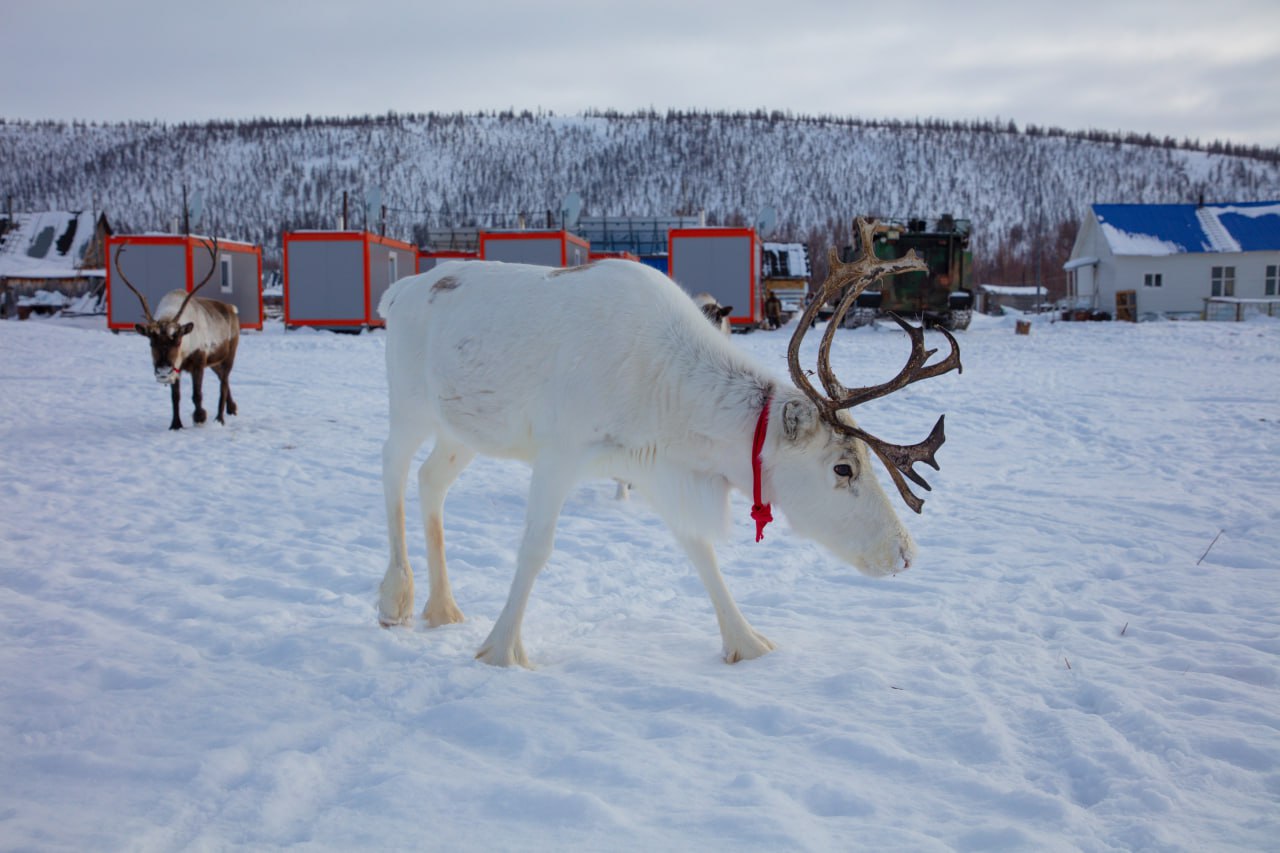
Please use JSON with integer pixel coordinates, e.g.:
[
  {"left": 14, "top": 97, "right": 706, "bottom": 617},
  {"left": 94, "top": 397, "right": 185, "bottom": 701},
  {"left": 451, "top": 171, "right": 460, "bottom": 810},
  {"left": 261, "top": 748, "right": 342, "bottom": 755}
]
[
  {"left": 155, "top": 368, "right": 179, "bottom": 384},
  {"left": 898, "top": 538, "right": 917, "bottom": 572}
]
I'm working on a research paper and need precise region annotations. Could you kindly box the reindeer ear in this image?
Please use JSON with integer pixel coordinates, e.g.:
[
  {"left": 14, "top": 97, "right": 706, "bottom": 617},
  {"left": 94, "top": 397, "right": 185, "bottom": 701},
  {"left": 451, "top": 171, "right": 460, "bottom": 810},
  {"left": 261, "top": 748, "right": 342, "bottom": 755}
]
[
  {"left": 180, "top": 322, "right": 194, "bottom": 336},
  {"left": 134, "top": 323, "right": 149, "bottom": 336},
  {"left": 718, "top": 305, "right": 733, "bottom": 319},
  {"left": 782, "top": 399, "right": 818, "bottom": 441}
]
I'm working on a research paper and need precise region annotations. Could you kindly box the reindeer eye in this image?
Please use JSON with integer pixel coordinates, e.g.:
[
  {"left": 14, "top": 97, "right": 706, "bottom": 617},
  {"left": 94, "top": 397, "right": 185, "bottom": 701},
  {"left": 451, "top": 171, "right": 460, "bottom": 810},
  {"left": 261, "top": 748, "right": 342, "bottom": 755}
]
[{"left": 833, "top": 463, "right": 854, "bottom": 478}]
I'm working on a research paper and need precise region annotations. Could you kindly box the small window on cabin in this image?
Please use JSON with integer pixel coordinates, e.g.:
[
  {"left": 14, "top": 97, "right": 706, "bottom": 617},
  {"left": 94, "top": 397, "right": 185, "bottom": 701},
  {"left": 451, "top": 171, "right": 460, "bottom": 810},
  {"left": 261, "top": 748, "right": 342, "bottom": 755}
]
[
  {"left": 388, "top": 254, "right": 399, "bottom": 283},
  {"left": 219, "top": 256, "right": 233, "bottom": 294},
  {"left": 1211, "top": 266, "right": 1236, "bottom": 297},
  {"left": 1144, "top": 273, "right": 1162, "bottom": 288},
  {"left": 1266, "top": 265, "right": 1278, "bottom": 296}
]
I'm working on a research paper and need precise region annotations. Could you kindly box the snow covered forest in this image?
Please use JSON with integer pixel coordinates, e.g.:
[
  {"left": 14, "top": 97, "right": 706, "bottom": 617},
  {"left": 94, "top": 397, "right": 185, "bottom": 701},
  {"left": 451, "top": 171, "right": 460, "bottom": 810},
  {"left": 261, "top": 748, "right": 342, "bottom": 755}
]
[{"left": 4, "top": 109, "right": 1280, "bottom": 291}]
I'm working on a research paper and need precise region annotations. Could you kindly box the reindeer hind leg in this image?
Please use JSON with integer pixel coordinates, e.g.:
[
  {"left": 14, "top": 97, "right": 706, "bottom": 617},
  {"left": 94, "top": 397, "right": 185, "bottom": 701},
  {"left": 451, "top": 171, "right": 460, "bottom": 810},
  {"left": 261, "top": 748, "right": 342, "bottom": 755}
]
[
  {"left": 213, "top": 363, "right": 235, "bottom": 423},
  {"left": 417, "top": 437, "right": 475, "bottom": 627},
  {"left": 378, "top": 418, "right": 431, "bottom": 627},
  {"left": 223, "top": 341, "right": 238, "bottom": 416}
]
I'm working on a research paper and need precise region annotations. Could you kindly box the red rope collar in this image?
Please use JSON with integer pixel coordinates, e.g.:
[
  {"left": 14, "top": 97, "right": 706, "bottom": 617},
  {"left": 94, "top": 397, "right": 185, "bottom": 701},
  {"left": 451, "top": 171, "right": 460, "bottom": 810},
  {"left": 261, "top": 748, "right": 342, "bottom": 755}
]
[{"left": 751, "top": 395, "right": 773, "bottom": 542}]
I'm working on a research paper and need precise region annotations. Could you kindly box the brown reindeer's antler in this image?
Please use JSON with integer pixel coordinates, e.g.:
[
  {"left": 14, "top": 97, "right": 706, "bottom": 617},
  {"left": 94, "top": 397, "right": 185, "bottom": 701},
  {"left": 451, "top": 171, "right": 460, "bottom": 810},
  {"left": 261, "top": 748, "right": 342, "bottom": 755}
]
[
  {"left": 787, "top": 218, "right": 962, "bottom": 513},
  {"left": 174, "top": 237, "right": 220, "bottom": 321},
  {"left": 113, "top": 241, "right": 155, "bottom": 324},
  {"left": 115, "top": 236, "right": 221, "bottom": 323}
]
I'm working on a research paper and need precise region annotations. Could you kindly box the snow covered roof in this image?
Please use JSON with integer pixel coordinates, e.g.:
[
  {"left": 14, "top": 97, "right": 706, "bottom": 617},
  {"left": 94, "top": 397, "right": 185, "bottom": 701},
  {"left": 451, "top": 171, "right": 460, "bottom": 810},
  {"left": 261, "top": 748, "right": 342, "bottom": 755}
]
[
  {"left": 0, "top": 210, "right": 104, "bottom": 279},
  {"left": 1092, "top": 201, "right": 1280, "bottom": 256},
  {"left": 979, "top": 283, "right": 1046, "bottom": 296},
  {"left": 762, "top": 242, "right": 810, "bottom": 278}
]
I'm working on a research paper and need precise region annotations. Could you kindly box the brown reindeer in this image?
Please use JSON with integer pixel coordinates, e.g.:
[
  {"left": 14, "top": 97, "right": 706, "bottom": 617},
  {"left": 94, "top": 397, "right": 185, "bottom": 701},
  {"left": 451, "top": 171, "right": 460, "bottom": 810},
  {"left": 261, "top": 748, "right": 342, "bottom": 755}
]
[{"left": 115, "top": 238, "right": 241, "bottom": 430}]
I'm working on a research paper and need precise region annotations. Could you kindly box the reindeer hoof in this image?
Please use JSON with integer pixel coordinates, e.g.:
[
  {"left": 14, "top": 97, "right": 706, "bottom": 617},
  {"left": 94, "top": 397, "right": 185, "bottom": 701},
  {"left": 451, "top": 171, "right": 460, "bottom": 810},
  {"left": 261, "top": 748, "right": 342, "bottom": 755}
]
[
  {"left": 169, "top": 421, "right": 183, "bottom": 431},
  {"left": 423, "top": 599, "right": 465, "bottom": 627},
  {"left": 194, "top": 408, "right": 207, "bottom": 424},
  {"left": 723, "top": 631, "right": 776, "bottom": 664},
  {"left": 226, "top": 401, "right": 238, "bottom": 416},
  {"left": 475, "top": 640, "right": 531, "bottom": 669}
]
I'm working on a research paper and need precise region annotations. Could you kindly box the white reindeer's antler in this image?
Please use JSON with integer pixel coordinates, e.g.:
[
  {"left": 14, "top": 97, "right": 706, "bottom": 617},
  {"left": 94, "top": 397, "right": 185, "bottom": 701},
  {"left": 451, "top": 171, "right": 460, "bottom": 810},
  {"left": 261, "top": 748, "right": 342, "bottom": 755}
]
[{"left": 786, "top": 218, "right": 962, "bottom": 512}]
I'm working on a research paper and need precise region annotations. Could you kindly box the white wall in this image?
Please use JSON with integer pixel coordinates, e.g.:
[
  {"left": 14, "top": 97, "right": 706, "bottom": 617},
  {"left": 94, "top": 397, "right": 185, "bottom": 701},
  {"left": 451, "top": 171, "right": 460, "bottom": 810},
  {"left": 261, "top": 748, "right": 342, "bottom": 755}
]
[{"left": 1068, "top": 210, "right": 1280, "bottom": 317}]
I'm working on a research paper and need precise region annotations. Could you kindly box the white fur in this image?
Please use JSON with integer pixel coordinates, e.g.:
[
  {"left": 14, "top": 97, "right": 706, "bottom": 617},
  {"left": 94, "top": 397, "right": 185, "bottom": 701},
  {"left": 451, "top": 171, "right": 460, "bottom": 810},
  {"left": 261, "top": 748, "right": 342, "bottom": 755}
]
[{"left": 377, "top": 260, "right": 916, "bottom": 667}]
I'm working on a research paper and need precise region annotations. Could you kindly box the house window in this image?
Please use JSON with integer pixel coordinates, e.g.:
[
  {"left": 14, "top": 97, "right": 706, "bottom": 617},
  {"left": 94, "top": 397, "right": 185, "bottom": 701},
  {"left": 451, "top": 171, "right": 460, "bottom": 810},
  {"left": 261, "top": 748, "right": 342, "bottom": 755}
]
[
  {"left": 1211, "top": 265, "right": 1235, "bottom": 297},
  {"left": 1144, "top": 273, "right": 1162, "bottom": 288},
  {"left": 219, "top": 256, "right": 233, "bottom": 294},
  {"left": 1267, "top": 265, "right": 1278, "bottom": 296}
]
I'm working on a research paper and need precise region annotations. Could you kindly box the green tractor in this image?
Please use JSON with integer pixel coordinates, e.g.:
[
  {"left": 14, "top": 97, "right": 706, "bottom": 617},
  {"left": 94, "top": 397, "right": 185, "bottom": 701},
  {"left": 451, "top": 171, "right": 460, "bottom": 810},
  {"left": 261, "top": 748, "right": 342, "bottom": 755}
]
[{"left": 840, "top": 215, "right": 974, "bottom": 331}]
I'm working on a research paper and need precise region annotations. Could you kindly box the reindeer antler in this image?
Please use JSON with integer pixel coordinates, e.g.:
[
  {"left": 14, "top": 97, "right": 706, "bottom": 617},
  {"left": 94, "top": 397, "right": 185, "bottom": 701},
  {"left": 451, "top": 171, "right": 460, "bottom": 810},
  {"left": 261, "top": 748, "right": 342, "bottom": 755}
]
[
  {"left": 113, "top": 241, "right": 155, "bottom": 324},
  {"left": 787, "top": 218, "right": 962, "bottom": 513},
  {"left": 114, "top": 236, "right": 221, "bottom": 324},
  {"left": 174, "top": 237, "right": 220, "bottom": 321}
]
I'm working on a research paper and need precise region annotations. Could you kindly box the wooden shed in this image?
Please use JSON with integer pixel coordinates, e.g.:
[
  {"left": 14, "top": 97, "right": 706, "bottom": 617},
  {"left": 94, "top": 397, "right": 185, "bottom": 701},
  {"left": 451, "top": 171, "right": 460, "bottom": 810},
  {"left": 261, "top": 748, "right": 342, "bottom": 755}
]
[
  {"left": 479, "top": 230, "right": 590, "bottom": 267},
  {"left": 106, "top": 234, "right": 262, "bottom": 331},
  {"left": 668, "top": 227, "right": 762, "bottom": 330},
  {"left": 283, "top": 231, "right": 416, "bottom": 330}
]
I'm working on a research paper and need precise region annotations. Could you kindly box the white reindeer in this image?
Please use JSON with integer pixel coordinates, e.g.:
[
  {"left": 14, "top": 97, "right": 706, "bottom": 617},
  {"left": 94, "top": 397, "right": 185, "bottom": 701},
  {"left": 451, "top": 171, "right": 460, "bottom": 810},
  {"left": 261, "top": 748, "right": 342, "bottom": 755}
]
[{"left": 377, "top": 220, "right": 960, "bottom": 667}]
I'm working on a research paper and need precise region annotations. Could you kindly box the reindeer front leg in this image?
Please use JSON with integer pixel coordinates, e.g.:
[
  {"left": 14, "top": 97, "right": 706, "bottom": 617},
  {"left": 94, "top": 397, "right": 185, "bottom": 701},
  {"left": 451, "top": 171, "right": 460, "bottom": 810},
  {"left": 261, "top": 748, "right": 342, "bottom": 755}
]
[
  {"left": 190, "top": 365, "right": 207, "bottom": 424},
  {"left": 675, "top": 534, "right": 775, "bottom": 663},
  {"left": 169, "top": 377, "right": 183, "bottom": 430},
  {"left": 476, "top": 454, "right": 580, "bottom": 668}
]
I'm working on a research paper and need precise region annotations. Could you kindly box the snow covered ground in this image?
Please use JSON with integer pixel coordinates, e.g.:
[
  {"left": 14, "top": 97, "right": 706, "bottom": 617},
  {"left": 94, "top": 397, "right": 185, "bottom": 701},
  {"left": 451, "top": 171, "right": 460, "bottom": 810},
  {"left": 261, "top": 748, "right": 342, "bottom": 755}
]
[{"left": 2, "top": 309, "right": 1278, "bottom": 851}]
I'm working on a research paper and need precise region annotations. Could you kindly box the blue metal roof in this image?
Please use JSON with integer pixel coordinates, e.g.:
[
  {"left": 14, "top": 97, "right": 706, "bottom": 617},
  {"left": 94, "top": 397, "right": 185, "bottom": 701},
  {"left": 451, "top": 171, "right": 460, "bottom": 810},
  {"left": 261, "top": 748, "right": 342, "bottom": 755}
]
[{"left": 1092, "top": 201, "right": 1280, "bottom": 255}]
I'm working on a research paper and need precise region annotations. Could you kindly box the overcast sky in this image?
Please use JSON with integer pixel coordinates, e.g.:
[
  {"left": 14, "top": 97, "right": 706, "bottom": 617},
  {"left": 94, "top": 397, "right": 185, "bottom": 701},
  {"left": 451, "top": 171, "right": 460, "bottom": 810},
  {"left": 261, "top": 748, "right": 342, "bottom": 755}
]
[{"left": 4, "top": 0, "right": 1278, "bottom": 148}]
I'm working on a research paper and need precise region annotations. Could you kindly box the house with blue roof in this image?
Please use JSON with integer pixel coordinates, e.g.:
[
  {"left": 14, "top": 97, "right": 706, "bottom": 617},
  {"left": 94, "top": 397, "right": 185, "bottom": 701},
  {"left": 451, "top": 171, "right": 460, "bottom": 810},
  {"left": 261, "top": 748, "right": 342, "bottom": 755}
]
[{"left": 1064, "top": 201, "right": 1280, "bottom": 319}]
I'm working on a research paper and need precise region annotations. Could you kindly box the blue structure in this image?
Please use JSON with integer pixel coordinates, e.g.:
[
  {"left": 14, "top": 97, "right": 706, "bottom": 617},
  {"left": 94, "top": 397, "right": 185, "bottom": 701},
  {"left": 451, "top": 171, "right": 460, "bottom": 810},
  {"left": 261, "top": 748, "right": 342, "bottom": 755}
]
[{"left": 575, "top": 215, "right": 704, "bottom": 274}]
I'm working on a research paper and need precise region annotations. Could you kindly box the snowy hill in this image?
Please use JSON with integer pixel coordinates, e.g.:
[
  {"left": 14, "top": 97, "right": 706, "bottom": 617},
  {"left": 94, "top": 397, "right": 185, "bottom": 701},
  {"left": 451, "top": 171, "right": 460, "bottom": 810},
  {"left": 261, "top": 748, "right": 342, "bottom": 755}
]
[{"left": 4, "top": 111, "right": 1280, "bottom": 288}]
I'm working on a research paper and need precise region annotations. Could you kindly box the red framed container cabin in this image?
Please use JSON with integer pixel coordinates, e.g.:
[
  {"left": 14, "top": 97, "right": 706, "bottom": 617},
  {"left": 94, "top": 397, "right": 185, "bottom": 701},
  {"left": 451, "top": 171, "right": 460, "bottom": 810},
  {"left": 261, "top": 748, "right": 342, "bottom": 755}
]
[
  {"left": 588, "top": 250, "right": 640, "bottom": 262},
  {"left": 668, "top": 227, "right": 763, "bottom": 330},
  {"left": 417, "top": 249, "right": 478, "bottom": 274},
  {"left": 106, "top": 234, "right": 263, "bottom": 332},
  {"left": 479, "top": 230, "right": 590, "bottom": 267},
  {"left": 282, "top": 231, "right": 417, "bottom": 330}
]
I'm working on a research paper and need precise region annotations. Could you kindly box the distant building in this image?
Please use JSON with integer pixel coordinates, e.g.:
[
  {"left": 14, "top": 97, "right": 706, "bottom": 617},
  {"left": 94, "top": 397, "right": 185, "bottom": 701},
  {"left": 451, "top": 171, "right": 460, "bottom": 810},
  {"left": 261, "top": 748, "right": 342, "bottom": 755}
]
[
  {"left": 0, "top": 210, "right": 112, "bottom": 316},
  {"left": 107, "top": 234, "right": 264, "bottom": 331},
  {"left": 762, "top": 242, "right": 811, "bottom": 320},
  {"left": 479, "top": 230, "right": 589, "bottom": 267},
  {"left": 1065, "top": 202, "right": 1280, "bottom": 320},
  {"left": 669, "top": 227, "right": 763, "bottom": 330},
  {"left": 575, "top": 214, "right": 704, "bottom": 274},
  {"left": 283, "top": 230, "right": 416, "bottom": 330},
  {"left": 977, "top": 284, "right": 1047, "bottom": 315}
]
